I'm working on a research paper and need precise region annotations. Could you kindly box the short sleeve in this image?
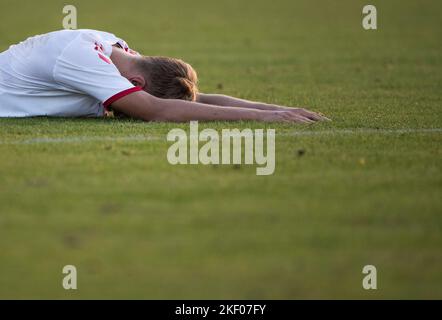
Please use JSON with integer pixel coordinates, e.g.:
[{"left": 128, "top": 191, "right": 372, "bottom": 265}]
[{"left": 53, "top": 32, "right": 142, "bottom": 107}]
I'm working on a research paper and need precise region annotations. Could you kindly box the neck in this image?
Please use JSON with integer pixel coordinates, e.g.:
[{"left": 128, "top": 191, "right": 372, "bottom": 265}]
[{"left": 110, "top": 46, "right": 138, "bottom": 78}]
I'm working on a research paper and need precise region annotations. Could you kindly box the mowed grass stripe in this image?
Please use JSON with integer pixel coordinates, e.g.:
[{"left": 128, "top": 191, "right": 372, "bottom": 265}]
[{"left": 0, "top": 127, "right": 440, "bottom": 145}]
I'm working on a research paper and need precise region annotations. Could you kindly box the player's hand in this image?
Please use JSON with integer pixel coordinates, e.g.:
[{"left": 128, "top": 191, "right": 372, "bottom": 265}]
[
  {"left": 254, "top": 103, "right": 330, "bottom": 122},
  {"left": 260, "top": 109, "right": 328, "bottom": 123},
  {"left": 285, "top": 107, "right": 330, "bottom": 121}
]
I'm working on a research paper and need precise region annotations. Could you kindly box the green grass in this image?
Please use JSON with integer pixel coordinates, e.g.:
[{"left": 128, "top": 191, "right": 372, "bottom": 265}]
[{"left": 0, "top": 0, "right": 441, "bottom": 299}]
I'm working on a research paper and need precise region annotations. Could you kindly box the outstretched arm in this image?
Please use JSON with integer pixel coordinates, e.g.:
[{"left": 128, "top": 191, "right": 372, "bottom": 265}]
[
  {"left": 197, "top": 93, "right": 329, "bottom": 121},
  {"left": 197, "top": 93, "right": 283, "bottom": 110},
  {"left": 110, "top": 91, "right": 315, "bottom": 123}
]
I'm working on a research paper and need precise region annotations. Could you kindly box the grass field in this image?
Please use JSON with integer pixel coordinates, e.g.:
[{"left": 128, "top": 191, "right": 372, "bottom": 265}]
[{"left": 0, "top": 0, "right": 441, "bottom": 299}]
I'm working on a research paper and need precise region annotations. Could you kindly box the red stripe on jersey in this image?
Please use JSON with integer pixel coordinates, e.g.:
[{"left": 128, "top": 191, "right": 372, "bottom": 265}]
[
  {"left": 98, "top": 53, "right": 112, "bottom": 64},
  {"left": 103, "top": 86, "right": 143, "bottom": 108}
]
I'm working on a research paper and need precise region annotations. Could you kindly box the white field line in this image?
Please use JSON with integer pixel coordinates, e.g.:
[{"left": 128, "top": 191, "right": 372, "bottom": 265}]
[
  {"left": 0, "top": 128, "right": 441, "bottom": 145},
  {"left": 285, "top": 128, "right": 442, "bottom": 136},
  {"left": 0, "top": 135, "right": 161, "bottom": 145}
]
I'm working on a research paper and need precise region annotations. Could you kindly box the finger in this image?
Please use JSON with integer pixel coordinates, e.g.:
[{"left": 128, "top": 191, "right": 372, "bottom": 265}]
[
  {"left": 290, "top": 115, "right": 314, "bottom": 124},
  {"left": 318, "top": 113, "right": 332, "bottom": 121},
  {"left": 286, "top": 109, "right": 319, "bottom": 121},
  {"left": 282, "top": 111, "right": 316, "bottom": 123},
  {"left": 295, "top": 108, "right": 331, "bottom": 121},
  {"left": 311, "top": 111, "right": 332, "bottom": 121},
  {"left": 313, "top": 112, "right": 331, "bottom": 121},
  {"left": 300, "top": 117, "right": 315, "bottom": 124},
  {"left": 298, "top": 110, "right": 325, "bottom": 121}
]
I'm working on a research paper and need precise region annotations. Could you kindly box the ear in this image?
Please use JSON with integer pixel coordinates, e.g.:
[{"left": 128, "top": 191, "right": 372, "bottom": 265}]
[{"left": 128, "top": 75, "right": 145, "bottom": 88}]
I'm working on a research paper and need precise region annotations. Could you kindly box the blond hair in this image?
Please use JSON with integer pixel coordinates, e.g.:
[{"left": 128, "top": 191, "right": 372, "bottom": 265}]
[{"left": 136, "top": 56, "right": 198, "bottom": 101}]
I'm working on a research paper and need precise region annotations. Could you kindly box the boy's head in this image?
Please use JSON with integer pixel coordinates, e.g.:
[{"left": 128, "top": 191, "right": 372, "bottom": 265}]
[{"left": 135, "top": 56, "right": 198, "bottom": 101}]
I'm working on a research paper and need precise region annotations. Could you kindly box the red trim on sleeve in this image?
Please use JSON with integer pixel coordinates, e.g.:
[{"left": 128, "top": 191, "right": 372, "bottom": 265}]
[{"left": 103, "top": 86, "right": 143, "bottom": 108}]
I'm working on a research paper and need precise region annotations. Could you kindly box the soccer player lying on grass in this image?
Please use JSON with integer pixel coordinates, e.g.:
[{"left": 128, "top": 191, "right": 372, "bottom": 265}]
[{"left": 0, "top": 29, "right": 328, "bottom": 123}]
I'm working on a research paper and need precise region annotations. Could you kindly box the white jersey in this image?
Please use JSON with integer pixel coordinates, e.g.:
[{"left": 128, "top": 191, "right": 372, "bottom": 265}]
[{"left": 0, "top": 29, "right": 142, "bottom": 117}]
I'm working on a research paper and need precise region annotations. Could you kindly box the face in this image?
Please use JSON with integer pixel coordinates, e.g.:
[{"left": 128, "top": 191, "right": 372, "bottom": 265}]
[
  {"left": 128, "top": 49, "right": 141, "bottom": 56},
  {"left": 111, "top": 46, "right": 146, "bottom": 88}
]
